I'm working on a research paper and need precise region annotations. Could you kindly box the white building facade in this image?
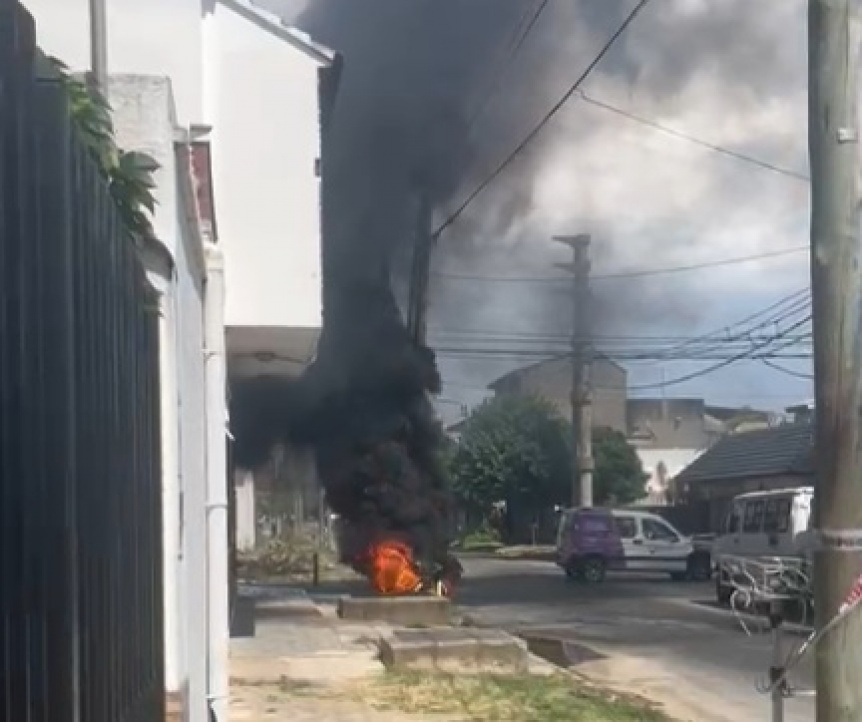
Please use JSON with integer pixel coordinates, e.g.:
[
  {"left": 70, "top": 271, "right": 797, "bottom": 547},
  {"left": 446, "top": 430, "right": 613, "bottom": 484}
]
[{"left": 22, "top": 1, "right": 338, "bottom": 721}]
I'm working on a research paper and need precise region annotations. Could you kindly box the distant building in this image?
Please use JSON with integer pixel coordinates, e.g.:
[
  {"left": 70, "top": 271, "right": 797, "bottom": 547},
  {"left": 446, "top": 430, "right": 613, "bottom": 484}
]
[
  {"left": 486, "top": 357, "right": 781, "bottom": 508},
  {"left": 627, "top": 397, "right": 727, "bottom": 449},
  {"left": 674, "top": 420, "right": 814, "bottom": 531},
  {"left": 487, "top": 353, "right": 628, "bottom": 433}
]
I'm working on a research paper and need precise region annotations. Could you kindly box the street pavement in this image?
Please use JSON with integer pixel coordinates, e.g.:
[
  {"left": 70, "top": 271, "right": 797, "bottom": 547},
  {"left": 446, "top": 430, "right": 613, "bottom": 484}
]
[{"left": 454, "top": 555, "right": 816, "bottom": 722}]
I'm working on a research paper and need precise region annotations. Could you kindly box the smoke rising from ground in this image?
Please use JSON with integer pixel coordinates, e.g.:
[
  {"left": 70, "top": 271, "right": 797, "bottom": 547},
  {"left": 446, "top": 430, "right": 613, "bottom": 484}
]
[
  {"left": 280, "top": 0, "right": 807, "bottom": 334},
  {"left": 254, "top": 0, "right": 810, "bottom": 447}
]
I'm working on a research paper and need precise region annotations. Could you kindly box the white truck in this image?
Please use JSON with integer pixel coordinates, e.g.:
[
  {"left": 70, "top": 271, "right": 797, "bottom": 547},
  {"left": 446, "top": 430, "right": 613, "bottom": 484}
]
[{"left": 712, "top": 487, "right": 815, "bottom": 605}]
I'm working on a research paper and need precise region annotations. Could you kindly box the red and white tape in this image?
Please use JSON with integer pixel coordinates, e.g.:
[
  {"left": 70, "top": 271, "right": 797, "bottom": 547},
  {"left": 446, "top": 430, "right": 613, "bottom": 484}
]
[{"left": 840, "top": 573, "right": 862, "bottom": 614}]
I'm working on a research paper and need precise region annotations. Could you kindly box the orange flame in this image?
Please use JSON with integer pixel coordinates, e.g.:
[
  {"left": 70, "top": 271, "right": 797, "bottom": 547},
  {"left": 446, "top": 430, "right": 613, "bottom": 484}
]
[{"left": 365, "top": 540, "right": 424, "bottom": 595}]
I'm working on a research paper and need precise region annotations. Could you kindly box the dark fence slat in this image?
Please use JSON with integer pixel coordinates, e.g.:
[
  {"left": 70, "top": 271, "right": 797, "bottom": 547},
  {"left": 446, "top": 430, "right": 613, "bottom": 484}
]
[{"left": 1, "top": 6, "right": 165, "bottom": 722}]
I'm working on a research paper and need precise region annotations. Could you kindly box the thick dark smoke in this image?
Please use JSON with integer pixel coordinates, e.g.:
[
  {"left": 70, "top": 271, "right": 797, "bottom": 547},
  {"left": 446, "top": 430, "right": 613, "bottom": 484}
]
[
  {"left": 230, "top": 0, "right": 544, "bottom": 573},
  {"left": 233, "top": 0, "right": 808, "bottom": 559},
  {"left": 290, "top": 1, "right": 533, "bottom": 571}
]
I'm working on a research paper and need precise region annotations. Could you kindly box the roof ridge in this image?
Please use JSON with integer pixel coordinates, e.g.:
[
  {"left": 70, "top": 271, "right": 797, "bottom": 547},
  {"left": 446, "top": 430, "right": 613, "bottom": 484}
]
[{"left": 218, "top": 0, "right": 338, "bottom": 65}]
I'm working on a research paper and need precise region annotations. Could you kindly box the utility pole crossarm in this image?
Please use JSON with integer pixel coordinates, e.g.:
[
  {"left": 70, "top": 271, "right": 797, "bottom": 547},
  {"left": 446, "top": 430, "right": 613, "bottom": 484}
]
[{"left": 553, "top": 234, "right": 593, "bottom": 508}]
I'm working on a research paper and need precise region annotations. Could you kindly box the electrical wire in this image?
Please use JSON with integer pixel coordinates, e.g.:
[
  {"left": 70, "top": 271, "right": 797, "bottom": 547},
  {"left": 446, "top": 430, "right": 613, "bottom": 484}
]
[
  {"left": 431, "top": 288, "right": 811, "bottom": 366},
  {"left": 760, "top": 358, "right": 814, "bottom": 380},
  {"left": 432, "top": 247, "right": 808, "bottom": 283},
  {"left": 625, "top": 315, "right": 812, "bottom": 390},
  {"left": 432, "top": 0, "right": 654, "bottom": 241},
  {"left": 576, "top": 91, "right": 810, "bottom": 183},
  {"left": 430, "top": 288, "right": 810, "bottom": 342},
  {"left": 465, "top": 0, "right": 551, "bottom": 135}
]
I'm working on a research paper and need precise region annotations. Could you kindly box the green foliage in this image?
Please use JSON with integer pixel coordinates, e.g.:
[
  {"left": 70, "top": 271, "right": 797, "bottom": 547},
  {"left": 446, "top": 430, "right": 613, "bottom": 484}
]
[
  {"left": 449, "top": 396, "right": 572, "bottom": 514},
  {"left": 448, "top": 397, "right": 648, "bottom": 514},
  {"left": 457, "top": 524, "right": 502, "bottom": 550},
  {"left": 592, "top": 426, "right": 649, "bottom": 506},
  {"left": 47, "top": 58, "right": 159, "bottom": 243},
  {"left": 237, "top": 532, "right": 334, "bottom": 580}
]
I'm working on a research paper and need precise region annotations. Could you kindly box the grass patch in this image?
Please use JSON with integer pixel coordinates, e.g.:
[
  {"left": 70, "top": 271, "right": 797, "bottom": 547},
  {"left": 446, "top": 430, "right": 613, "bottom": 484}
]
[
  {"left": 493, "top": 544, "right": 556, "bottom": 560},
  {"left": 351, "top": 670, "right": 672, "bottom": 721}
]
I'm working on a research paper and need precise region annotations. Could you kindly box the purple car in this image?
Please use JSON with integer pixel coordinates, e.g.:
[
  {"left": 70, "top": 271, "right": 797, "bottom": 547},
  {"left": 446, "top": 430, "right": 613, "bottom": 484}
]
[{"left": 555, "top": 507, "right": 711, "bottom": 583}]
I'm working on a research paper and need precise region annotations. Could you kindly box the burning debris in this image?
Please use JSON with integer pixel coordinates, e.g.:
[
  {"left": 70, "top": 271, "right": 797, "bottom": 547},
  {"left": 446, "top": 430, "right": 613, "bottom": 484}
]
[{"left": 302, "top": 278, "right": 463, "bottom": 596}]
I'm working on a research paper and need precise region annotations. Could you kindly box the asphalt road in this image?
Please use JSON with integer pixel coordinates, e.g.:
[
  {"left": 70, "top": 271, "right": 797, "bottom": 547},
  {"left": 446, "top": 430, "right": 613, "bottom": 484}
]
[{"left": 454, "top": 555, "right": 816, "bottom": 722}]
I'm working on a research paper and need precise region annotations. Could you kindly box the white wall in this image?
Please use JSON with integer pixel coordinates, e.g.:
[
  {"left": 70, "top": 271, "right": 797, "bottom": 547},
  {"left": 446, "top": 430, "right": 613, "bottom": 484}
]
[
  {"left": 213, "top": 2, "right": 324, "bottom": 329},
  {"left": 25, "top": 0, "right": 326, "bottom": 332},
  {"left": 110, "top": 76, "right": 209, "bottom": 722},
  {"left": 22, "top": 0, "right": 203, "bottom": 124},
  {"left": 637, "top": 447, "right": 706, "bottom": 501}
]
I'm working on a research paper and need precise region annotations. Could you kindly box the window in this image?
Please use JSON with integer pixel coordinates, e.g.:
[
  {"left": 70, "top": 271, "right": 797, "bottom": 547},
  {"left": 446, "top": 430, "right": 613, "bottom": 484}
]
[
  {"left": 764, "top": 498, "right": 792, "bottom": 534},
  {"left": 743, "top": 500, "right": 765, "bottom": 533},
  {"left": 642, "top": 518, "right": 679, "bottom": 542},
  {"left": 582, "top": 519, "right": 610, "bottom": 534},
  {"left": 613, "top": 516, "right": 637, "bottom": 539}
]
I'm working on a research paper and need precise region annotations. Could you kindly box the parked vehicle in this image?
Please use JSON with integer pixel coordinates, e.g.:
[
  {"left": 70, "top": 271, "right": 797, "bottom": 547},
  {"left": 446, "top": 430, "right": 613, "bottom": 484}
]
[
  {"left": 712, "top": 487, "right": 815, "bottom": 604},
  {"left": 555, "top": 507, "right": 712, "bottom": 583}
]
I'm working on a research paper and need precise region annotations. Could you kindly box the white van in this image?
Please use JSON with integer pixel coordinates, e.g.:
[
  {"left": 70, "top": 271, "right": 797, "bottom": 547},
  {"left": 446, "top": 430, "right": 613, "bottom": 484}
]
[
  {"left": 555, "top": 507, "right": 712, "bottom": 583},
  {"left": 712, "top": 487, "right": 814, "bottom": 604}
]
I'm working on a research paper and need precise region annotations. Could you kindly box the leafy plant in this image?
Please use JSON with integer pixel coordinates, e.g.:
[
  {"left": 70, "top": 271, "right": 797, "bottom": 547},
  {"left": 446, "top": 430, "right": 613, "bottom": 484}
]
[
  {"left": 237, "top": 532, "right": 335, "bottom": 580},
  {"left": 47, "top": 57, "right": 159, "bottom": 243}
]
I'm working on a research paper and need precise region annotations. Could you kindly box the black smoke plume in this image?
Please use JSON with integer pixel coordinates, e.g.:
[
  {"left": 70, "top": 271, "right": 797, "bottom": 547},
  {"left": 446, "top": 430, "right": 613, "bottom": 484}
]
[
  {"left": 231, "top": 0, "right": 535, "bottom": 574},
  {"left": 232, "top": 0, "right": 807, "bottom": 566}
]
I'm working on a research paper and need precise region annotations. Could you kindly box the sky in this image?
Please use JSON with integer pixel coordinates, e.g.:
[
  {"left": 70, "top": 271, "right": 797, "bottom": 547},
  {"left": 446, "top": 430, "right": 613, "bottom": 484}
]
[{"left": 269, "top": 0, "right": 814, "bottom": 425}]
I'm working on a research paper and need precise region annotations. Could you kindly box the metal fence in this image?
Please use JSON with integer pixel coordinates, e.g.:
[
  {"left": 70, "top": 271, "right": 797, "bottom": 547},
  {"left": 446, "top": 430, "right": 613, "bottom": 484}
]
[{"left": 1, "top": 5, "right": 164, "bottom": 722}]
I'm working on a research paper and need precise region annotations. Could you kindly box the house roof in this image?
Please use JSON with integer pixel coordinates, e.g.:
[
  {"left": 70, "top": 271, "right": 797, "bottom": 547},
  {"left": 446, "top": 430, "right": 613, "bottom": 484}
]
[
  {"left": 487, "top": 352, "right": 625, "bottom": 390},
  {"left": 219, "top": 0, "right": 339, "bottom": 66},
  {"left": 676, "top": 421, "right": 814, "bottom": 485}
]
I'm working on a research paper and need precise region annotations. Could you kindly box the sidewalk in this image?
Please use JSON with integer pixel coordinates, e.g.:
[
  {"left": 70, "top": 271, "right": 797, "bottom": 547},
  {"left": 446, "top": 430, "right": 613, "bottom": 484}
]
[{"left": 230, "top": 590, "right": 456, "bottom": 721}]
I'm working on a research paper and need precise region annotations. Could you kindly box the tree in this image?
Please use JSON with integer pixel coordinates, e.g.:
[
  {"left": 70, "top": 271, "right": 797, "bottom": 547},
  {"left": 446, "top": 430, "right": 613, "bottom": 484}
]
[
  {"left": 448, "top": 398, "right": 648, "bottom": 532},
  {"left": 448, "top": 396, "right": 572, "bottom": 540},
  {"left": 592, "top": 426, "right": 649, "bottom": 506}
]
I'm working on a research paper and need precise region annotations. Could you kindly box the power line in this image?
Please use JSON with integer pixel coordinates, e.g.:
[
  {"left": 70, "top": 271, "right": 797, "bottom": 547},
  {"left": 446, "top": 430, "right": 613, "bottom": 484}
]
[
  {"left": 431, "top": 288, "right": 810, "bottom": 344},
  {"left": 432, "top": 288, "right": 812, "bottom": 365},
  {"left": 626, "top": 315, "right": 812, "bottom": 390},
  {"left": 760, "top": 357, "right": 814, "bottom": 380},
  {"left": 465, "top": 0, "right": 551, "bottom": 135},
  {"left": 432, "top": 0, "right": 653, "bottom": 240},
  {"left": 577, "top": 91, "right": 810, "bottom": 183},
  {"left": 433, "top": 246, "right": 808, "bottom": 282}
]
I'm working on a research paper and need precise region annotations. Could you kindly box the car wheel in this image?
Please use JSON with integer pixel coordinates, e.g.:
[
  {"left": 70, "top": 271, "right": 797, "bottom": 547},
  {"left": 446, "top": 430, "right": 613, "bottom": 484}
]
[
  {"left": 564, "top": 559, "right": 579, "bottom": 581},
  {"left": 579, "top": 557, "right": 606, "bottom": 583}
]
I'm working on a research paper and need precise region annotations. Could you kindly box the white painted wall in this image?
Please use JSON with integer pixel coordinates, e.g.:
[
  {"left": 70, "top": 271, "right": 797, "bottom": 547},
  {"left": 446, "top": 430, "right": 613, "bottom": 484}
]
[
  {"left": 212, "top": 2, "right": 324, "bottom": 329},
  {"left": 24, "top": 0, "right": 327, "bottom": 332},
  {"left": 110, "top": 76, "right": 209, "bottom": 722},
  {"left": 637, "top": 447, "right": 706, "bottom": 502}
]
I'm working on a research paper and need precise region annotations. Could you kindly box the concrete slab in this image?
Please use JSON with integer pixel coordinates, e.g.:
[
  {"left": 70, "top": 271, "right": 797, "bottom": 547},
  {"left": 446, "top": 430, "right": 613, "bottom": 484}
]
[
  {"left": 338, "top": 595, "right": 451, "bottom": 626},
  {"left": 379, "top": 627, "right": 528, "bottom": 674}
]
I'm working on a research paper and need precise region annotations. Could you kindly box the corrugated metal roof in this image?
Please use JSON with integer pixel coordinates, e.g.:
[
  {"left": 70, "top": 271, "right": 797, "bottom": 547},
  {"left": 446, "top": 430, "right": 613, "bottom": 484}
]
[{"left": 676, "top": 421, "right": 814, "bottom": 484}]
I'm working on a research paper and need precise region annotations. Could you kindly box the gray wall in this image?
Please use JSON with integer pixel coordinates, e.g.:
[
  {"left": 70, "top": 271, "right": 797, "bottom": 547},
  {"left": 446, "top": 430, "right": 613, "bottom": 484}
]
[
  {"left": 492, "top": 355, "right": 627, "bottom": 432},
  {"left": 627, "top": 397, "right": 715, "bottom": 449}
]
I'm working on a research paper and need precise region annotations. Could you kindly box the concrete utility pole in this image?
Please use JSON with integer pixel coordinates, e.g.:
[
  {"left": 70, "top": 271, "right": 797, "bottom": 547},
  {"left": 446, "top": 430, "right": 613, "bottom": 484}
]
[
  {"left": 88, "top": 0, "right": 107, "bottom": 90},
  {"left": 407, "top": 191, "right": 433, "bottom": 345},
  {"left": 808, "top": 1, "right": 862, "bottom": 719},
  {"left": 554, "top": 234, "right": 593, "bottom": 508}
]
